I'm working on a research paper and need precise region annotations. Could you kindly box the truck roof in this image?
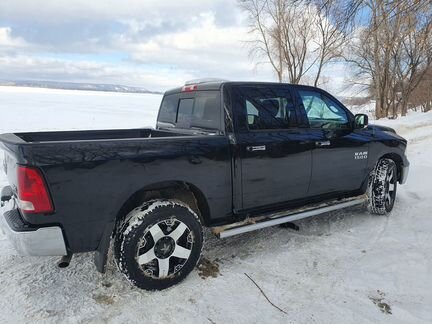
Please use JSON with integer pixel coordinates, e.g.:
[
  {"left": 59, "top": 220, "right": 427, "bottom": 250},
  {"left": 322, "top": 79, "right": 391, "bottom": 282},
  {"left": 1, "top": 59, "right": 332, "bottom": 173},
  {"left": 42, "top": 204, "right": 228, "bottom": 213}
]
[{"left": 164, "top": 81, "right": 318, "bottom": 95}]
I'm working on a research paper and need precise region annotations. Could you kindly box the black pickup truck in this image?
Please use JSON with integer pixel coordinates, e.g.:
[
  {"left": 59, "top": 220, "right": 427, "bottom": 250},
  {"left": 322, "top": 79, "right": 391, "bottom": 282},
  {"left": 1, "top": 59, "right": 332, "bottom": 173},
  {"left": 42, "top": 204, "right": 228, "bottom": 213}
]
[{"left": 0, "top": 81, "right": 409, "bottom": 290}]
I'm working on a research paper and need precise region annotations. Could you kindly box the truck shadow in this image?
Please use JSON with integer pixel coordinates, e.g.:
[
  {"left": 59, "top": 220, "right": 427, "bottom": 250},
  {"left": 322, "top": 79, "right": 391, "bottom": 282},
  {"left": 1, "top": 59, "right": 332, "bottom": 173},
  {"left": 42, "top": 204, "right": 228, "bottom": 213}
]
[{"left": 201, "top": 205, "right": 377, "bottom": 272}]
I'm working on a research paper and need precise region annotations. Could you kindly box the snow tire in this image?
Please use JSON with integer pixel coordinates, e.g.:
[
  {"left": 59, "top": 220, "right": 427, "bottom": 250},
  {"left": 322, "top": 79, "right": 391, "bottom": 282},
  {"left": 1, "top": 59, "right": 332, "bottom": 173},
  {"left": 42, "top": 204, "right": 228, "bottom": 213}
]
[
  {"left": 114, "top": 199, "right": 203, "bottom": 290},
  {"left": 367, "top": 158, "right": 398, "bottom": 215}
]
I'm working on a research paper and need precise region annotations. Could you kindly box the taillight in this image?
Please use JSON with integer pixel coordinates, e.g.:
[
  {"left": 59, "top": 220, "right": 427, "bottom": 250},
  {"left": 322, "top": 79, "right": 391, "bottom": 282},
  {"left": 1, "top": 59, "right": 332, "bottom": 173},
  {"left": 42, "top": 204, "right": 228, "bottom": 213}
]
[{"left": 17, "top": 166, "right": 54, "bottom": 214}]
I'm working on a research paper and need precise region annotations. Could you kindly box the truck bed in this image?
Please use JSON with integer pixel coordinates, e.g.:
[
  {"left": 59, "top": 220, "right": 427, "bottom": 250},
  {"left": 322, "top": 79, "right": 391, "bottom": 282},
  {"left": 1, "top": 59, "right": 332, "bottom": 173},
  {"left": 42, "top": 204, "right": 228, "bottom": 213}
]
[
  {"left": 7, "top": 128, "right": 186, "bottom": 144},
  {"left": 0, "top": 126, "right": 232, "bottom": 253}
]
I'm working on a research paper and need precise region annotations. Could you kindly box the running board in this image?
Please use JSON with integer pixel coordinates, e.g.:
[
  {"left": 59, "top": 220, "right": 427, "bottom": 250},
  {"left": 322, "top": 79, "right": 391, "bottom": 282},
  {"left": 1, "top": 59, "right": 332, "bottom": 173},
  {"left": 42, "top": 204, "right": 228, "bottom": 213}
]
[{"left": 212, "top": 195, "right": 367, "bottom": 239}]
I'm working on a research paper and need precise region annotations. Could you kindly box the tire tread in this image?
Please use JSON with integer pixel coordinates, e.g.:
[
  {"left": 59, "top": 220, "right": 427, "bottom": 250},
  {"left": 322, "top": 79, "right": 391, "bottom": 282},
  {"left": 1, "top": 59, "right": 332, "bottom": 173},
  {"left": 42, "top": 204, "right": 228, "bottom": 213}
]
[
  {"left": 367, "top": 158, "right": 396, "bottom": 215},
  {"left": 114, "top": 199, "right": 203, "bottom": 290}
]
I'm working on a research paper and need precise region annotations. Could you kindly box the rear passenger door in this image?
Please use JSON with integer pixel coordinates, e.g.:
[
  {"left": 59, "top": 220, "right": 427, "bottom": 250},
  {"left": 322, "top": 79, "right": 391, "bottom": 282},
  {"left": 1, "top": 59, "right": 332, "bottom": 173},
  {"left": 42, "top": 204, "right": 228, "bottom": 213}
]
[
  {"left": 295, "top": 88, "right": 369, "bottom": 196},
  {"left": 232, "top": 85, "right": 313, "bottom": 210}
]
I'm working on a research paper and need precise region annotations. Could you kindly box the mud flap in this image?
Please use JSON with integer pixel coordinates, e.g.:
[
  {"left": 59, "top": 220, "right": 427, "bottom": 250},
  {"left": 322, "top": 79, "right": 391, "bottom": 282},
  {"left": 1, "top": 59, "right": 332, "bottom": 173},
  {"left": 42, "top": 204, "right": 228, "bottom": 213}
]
[
  {"left": 1, "top": 186, "right": 13, "bottom": 206},
  {"left": 94, "top": 221, "right": 114, "bottom": 273}
]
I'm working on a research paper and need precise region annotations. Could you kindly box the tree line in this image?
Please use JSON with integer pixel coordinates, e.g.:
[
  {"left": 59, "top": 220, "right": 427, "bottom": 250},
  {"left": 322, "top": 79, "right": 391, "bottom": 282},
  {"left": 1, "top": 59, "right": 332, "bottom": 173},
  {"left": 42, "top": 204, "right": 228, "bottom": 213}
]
[{"left": 239, "top": 0, "right": 432, "bottom": 119}]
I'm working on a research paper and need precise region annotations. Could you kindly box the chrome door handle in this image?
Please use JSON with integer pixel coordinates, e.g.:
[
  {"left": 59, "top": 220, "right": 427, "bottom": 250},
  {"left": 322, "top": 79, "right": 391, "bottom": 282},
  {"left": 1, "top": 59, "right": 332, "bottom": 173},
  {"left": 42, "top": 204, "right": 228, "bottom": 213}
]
[
  {"left": 246, "top": 145, "right": 266, "bottom": 152},
  {"left": 315, "top": 141, "right": 330, "bottom": 147}
]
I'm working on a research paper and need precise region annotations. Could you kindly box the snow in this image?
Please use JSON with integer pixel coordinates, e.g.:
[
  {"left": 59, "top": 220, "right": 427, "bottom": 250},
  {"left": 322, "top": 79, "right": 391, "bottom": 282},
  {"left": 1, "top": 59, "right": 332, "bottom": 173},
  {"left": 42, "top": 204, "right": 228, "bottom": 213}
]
[
  {"left": 0, "top": 86, "right": 161, "bottom": 133},
  {"left": 0, "top": 86, "right": 432, "bottom": 323},
  {"left": 346, "top": 100, "right": 376, "bottom": 117}
]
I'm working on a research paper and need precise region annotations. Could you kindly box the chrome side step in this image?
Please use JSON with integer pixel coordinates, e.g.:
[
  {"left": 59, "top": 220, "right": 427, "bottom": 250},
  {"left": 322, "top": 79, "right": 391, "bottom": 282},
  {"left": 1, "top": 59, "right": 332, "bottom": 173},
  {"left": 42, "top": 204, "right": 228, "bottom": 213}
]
[{"left": 212, "top": 195, "right": 367, "bottom": 239}]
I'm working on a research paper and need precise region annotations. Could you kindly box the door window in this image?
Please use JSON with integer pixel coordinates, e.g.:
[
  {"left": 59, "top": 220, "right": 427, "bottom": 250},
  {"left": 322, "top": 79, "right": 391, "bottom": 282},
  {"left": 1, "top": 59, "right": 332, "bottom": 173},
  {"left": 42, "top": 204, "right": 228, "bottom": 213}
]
[
  {"left": 238, "top": 87, "right": 297, "bottom": 130},
  {"left": 299, "top": 90, "right": 349, "bottom": 129}
]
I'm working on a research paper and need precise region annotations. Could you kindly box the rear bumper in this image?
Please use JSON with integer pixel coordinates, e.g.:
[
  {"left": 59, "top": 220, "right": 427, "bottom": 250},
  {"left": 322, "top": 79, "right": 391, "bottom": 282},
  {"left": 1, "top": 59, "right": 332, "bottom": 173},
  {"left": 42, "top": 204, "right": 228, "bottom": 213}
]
[
  {"left": 0, "top": 197, "right": 67, "bottom": 256},
  {"left": 400, "top": 165, "right": 409, "bottom": 184}
]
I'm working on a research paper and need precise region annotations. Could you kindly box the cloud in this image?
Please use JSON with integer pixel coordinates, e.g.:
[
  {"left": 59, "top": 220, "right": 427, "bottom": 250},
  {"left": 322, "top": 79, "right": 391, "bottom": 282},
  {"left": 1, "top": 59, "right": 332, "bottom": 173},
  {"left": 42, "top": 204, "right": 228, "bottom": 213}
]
[
  {"left": 115, "top": 13, "right": 257, "bottom": 78},
  {"left": 0, "top": 54, "right": 197, "bottom": 90},
  {"left": 0, "top": 0, "right": 276, "bottom": 91},
  {"left": 0, "top": 0, "right": 246, "bottom": 54},
  {"left": 0, "top": 0, "right": 239, "bottom": 26},
  {"left": 0, "top": 0, "right": 348, "bottom": 94},
  {"left": 0, "top": 27, "right": 28, "bottom": 48},
  {"left": 0, "top": 1, "right": 277, "bottom": 91}
]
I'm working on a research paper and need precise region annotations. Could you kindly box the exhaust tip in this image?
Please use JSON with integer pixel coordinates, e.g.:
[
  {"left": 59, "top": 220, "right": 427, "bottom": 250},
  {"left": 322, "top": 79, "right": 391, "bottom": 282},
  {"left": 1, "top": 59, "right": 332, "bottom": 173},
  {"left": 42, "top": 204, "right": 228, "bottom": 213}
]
[
  {"left": 58, "top": 253, "right": 73, "bottom": 268},
  {"left": 58, "top": 260, "right": 70, "bottom": 268}
]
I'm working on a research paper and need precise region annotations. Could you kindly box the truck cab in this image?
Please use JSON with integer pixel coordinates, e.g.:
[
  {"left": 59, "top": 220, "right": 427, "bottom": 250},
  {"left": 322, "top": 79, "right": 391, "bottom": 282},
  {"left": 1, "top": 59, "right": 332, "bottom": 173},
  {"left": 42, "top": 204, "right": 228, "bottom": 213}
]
[{"left": 156, "top": 81, "right": 408, "bottom": 214}]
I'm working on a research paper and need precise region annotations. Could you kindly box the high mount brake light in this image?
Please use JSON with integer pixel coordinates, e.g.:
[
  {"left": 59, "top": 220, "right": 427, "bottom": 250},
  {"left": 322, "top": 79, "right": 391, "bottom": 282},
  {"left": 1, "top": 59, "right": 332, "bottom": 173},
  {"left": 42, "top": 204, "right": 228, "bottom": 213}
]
[
  {"left": 182, "top": 85, "right": 198, "bottom": 92},
  {"left": 17, "top": 166, "right": 54, "bottom": 214}
]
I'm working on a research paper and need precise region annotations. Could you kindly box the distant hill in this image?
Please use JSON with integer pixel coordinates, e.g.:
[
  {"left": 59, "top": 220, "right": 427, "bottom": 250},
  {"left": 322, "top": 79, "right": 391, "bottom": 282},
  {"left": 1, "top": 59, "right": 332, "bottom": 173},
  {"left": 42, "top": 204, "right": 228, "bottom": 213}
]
[{"left": 0, "top": 80, "right": 162, "bottom": 94}]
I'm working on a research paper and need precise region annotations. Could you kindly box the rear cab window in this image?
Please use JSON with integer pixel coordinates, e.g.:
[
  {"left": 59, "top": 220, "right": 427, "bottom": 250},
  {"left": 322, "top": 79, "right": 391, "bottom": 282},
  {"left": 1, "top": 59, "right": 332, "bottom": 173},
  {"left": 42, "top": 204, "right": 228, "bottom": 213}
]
[{"left": 157, "top": 91, "right": 222, "bottom": 133}]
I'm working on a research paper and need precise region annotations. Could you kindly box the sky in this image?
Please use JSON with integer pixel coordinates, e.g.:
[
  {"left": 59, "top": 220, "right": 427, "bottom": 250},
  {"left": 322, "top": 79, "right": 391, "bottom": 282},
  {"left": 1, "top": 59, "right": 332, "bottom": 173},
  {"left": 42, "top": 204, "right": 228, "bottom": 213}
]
[{"left": 0, "top": 0, "right": 351, "bottom": 93}]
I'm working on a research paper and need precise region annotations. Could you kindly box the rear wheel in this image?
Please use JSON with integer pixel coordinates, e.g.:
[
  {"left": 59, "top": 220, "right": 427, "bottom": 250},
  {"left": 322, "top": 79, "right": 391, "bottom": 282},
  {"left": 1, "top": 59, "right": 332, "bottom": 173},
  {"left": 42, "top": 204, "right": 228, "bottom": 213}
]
[
  {"left": 367, "top": 158, "right": 398, "bottom": 215},
  {"left": 114, "top": 199, "right": 203, "bottom": 290}
]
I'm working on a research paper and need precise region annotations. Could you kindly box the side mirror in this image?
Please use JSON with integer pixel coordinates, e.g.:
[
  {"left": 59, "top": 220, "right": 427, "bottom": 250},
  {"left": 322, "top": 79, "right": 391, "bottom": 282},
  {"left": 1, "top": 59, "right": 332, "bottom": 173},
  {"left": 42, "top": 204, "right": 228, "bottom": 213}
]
[
  {"left": 247, "top": 114, "right": 257, "bottom": 126},
  {"left": 354, "top": 114, "right": 368, "bottom": 129}
]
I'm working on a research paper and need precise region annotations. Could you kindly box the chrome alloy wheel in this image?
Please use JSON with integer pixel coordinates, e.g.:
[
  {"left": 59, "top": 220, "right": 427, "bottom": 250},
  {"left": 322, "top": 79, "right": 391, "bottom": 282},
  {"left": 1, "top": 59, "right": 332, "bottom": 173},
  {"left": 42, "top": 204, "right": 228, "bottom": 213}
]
[
  {"left": 136, "top": 218, "right": 194, "bottom": 279},
  {"left": 384, "top": 165, "right": 397, "bottom": 210}
]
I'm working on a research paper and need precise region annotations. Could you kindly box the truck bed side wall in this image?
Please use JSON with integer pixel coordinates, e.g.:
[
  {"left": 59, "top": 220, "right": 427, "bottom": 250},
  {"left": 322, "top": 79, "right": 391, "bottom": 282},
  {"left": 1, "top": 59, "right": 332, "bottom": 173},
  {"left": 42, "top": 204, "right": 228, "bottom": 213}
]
[{"left": 18, "top": 135, "right": 232, "bottom": 252}]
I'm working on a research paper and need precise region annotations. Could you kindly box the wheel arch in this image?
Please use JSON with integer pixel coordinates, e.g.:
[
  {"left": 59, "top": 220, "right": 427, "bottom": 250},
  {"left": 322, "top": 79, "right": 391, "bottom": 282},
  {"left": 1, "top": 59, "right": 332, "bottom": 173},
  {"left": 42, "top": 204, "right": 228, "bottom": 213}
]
[
  {"left": 114, "top": 180, "right": 211, "bottom": 230},
  {"left": 378, "top": 153, "right": 403, "bottom": 181},
  {"left": 94, "top": 181, "right": 210, "bottom": 273}
]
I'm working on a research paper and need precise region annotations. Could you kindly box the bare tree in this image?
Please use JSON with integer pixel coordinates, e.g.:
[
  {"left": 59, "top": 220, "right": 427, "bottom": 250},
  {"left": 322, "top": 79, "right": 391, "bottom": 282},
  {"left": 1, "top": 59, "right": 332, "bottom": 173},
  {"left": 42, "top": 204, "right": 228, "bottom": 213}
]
[
  {"left": 395, "top": 3, "right": 432, "bottom": 116},
  {"left": 279, "top": 2, "right": 316, "bottom": 83},
  {"left": 239, "top": 0, "right": 349, "bottom": 85},
  {"left": 347, "top": 0, "right": 432, "bottom": 119},
  {"left": 312, "top": 0, "right": 351, "bottom": 86},
  {"left": 239, "top": 0, "right": 285, "bottom": 81},
  {"left": 241, "top": 0, "right": 432, "bottom": 119},
  {"left": 409, "top": 65, "right": 432, "bottom": 112}
]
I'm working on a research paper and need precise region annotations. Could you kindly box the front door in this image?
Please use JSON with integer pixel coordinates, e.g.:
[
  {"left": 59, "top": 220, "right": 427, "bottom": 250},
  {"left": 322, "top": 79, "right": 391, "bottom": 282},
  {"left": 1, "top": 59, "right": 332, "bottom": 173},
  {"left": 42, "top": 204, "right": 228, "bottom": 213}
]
[
  {"left": 232, "top": 85, "right": 314, "bottom": 210},
  {"left": 296, "top": 88, "right": 369, "bottom": 196}
]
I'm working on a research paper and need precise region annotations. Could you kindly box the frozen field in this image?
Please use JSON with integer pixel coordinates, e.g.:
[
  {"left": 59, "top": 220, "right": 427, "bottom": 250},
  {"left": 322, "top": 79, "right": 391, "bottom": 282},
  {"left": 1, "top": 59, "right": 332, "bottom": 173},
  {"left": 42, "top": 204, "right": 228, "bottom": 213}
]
[
  {"left": 0, "top": 86, "right": 162, "bottom": 133},
  {"left": 0, "top": 86, "right": 432, "bottom": 324}
]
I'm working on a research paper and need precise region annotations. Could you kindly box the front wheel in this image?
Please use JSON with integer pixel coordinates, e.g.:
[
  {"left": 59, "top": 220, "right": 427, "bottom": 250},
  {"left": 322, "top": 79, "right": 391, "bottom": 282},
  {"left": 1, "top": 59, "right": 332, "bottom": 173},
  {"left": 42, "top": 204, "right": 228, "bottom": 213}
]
[
  {"left": 367, "top": 158, "right": 398, "bottom": 215},
  {"left": 114, "top": 200, "right": 203, "bottom": 290}
]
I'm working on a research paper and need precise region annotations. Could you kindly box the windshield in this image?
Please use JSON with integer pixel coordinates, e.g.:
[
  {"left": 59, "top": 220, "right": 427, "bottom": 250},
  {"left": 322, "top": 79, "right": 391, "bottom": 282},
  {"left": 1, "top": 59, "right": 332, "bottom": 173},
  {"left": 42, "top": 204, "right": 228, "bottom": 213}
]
[{"left": 157, "top": 91, "right": 222, "bottom": 132}]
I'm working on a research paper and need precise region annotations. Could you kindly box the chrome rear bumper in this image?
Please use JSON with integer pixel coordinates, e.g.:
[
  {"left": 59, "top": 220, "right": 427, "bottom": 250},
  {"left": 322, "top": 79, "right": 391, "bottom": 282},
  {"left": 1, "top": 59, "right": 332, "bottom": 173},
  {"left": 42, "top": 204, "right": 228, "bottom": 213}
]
[{"left": 0, "top": 197, "right": 67, "bottom": 256}]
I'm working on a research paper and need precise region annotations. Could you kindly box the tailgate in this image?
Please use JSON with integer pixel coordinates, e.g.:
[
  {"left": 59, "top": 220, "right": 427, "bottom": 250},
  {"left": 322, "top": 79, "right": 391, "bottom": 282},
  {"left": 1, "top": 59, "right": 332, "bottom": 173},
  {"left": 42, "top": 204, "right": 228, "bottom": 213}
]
[
  {"left": 0, "top": 133, "right": 26, "bottom": 195},
  {"left": 1, "top": 149, "right": 19, "bottom": 196}
]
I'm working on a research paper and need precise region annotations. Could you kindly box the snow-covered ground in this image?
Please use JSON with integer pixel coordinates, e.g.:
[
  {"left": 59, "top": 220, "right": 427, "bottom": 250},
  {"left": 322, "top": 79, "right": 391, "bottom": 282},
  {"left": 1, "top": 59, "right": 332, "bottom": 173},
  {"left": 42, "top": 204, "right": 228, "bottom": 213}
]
[
  {"left": 0, "top": 86, "right": 431, "bottom": 324},
  {"left": 0, "top": 86, "right": 161, "bottom": 133}
]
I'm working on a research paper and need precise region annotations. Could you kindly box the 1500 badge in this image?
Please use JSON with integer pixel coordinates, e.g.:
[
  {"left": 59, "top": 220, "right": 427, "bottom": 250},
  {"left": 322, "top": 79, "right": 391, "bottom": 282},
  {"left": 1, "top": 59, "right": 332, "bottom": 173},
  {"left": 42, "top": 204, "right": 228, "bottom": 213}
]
[{"left": 354, "top": 151, "right": 368, "bottom": 160}]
